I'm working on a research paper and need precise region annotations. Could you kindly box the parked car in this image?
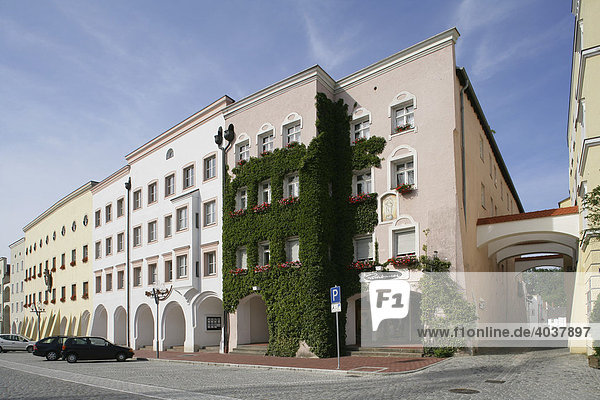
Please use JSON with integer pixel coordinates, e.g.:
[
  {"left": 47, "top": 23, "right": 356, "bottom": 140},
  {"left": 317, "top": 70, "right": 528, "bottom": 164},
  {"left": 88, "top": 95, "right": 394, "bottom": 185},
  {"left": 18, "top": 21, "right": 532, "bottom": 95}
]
[
  {"left": 33, "top": 336, "right": 70, "bottom": 361},
  {"left": 61, "top": 337, "right": 134, "bottom": 363},
  {"left": 0, "top": 334, "right": 36, "bottom": 353}
]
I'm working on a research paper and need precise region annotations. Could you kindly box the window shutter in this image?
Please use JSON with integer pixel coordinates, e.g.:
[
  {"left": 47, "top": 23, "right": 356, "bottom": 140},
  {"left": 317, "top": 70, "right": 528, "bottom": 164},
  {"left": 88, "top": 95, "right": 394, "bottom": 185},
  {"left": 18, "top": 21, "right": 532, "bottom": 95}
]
[
  {"left": 395, "top": 229, "right": 415, "bottom": 256},
  {"left": 355, "top": 237, "right": 372, "bottom": 260}
]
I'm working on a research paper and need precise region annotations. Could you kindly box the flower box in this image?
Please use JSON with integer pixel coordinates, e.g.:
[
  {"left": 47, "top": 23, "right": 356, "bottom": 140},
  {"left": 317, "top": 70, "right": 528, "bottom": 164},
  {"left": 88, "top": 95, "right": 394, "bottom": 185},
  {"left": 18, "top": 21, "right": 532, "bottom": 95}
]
[
  {"left": 388, "top": 254, "right": 419, "bottom": 269},
  {"left": 230, "top": 209, "right": 246, "bottom": 218},
  {"left": 70, "top": 296, "right": 76, "bottom": 301},
  {"left": 60, "top": 297, "right": 66, "bottom": 303},
  {"left": 348, "top": 260, "right": 376, "bottom": 271},
  {"left": 348, "top": 193, "right": 375, "bottom": 204},
  {"left": 352, "top": 137, "right": 367, "bottom": 145},
  {"left": 24, "top": 303, "right": 29, "bottom": 308},
  {"left": 278, "top": 196, "right": 298, "bottom": 206},
  {"left": 32, "top": 275, "right": 36, "bottom": 279},
  {"left": 51, "top": 267, "right": 56, "bottom": 272},
  {"left": 43, "top": 300, "right": 48, "bottom": 305},
  {"left": 260, "top": 150, "right": 272, "bottom": 157},
  {"left": 82, "top": 294, "right": 89, "bottom": 300},
  {"left": 50, "top": 299, "right": 56, "bottom": 304},
  {"left": 395, "top": 123, "right": 413, "bottom": 133},
  {"left": 286, "top": 141, "right": 300, "bottom": 149},
  {"left": 253, "top": 264, "right": 271, "bottom": 273},
  {"left": 70, "top": 261, "right": 76, "bottom": 267},
  {"left": 252, "top": 202, "right": 271, "bottom": 214},
  {"left": 229, "top": 268, "right": 247, "bottom": 276},
  {"left": 82, "top": 257, "right": 88, "bottom": 263},
  {"left": 278, "top": 261, "right": 302, "bottom": 269},
  {"left": 37, "top": 272, "right": 42, "bottom": 277},
  {"left": 395, "top": 184, "right": 414, "bottom": 195},
  {"left": 237, "top": 159, "right": 247, "bottom": 167},
  {"left": 60, "top": 265, "right": 66, "bottom": 270}
]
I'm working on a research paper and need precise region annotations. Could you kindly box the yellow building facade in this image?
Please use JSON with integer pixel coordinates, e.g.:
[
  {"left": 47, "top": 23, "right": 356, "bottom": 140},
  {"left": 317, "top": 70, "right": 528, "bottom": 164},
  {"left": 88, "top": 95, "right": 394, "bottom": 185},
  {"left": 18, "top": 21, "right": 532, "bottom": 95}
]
[
  {"left": 22, "top": 182, "right": 96, "bottom": 340},
  {"left": 568, "top": 0, "right": 600, "bottom": 354}
]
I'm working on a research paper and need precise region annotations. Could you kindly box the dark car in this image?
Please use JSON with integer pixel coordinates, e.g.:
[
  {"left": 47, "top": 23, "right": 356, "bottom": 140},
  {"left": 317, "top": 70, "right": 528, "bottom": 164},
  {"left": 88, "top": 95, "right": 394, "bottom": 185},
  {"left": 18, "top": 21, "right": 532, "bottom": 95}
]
[
  {"left": 61, "top": 336, "right": 134, "bottom": 363},
  {"left": 33, "top": 336, "right": 70, "bottom": 361}
]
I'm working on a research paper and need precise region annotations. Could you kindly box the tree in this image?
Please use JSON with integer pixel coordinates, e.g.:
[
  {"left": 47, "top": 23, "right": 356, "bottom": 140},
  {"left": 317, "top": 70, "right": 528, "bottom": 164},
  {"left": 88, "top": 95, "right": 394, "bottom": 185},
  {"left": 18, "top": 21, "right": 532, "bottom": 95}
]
[{"left": 583, "top": 185, "right": 600, "bottom": 230}]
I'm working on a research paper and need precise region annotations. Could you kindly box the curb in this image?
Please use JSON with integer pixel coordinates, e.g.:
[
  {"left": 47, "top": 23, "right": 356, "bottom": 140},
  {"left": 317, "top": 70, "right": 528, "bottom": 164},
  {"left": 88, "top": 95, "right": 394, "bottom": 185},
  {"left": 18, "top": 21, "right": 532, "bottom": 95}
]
[{"left": 137, "top": 356, "right": 447, "bottom": 376}]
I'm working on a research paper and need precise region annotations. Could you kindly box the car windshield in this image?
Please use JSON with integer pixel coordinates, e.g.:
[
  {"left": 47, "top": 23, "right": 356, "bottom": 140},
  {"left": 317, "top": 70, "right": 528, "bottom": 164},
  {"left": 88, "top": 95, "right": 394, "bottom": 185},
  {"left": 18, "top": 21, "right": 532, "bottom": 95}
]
[{"left": 39, "top": 337, "right": 54, "bottom": 344}]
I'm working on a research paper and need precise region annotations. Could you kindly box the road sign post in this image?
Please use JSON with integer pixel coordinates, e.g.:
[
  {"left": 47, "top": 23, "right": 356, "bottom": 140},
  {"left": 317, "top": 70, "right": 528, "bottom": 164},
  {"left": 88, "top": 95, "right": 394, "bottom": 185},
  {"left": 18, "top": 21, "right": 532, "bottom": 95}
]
[{"left": 330, "top": 285, "right": 341, "bottom": 369}]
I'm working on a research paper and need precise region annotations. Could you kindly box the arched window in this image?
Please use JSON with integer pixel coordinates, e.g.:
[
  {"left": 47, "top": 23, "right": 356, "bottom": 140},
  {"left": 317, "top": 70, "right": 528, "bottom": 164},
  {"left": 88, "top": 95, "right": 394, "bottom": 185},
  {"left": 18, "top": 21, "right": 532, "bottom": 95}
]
[{"left": 166, "top": 148, "right": 174, "bottom": 160}]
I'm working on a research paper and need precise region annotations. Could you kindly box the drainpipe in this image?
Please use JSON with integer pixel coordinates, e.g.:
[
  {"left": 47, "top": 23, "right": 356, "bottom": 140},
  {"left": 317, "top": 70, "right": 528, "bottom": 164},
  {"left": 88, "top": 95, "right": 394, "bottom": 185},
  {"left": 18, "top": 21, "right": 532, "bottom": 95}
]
[
  {"left": 459, "top": 70, "right": 470, "bottom": 224},
  {"left": 124, "top": 177, "right": 131, "bottom": 348}
]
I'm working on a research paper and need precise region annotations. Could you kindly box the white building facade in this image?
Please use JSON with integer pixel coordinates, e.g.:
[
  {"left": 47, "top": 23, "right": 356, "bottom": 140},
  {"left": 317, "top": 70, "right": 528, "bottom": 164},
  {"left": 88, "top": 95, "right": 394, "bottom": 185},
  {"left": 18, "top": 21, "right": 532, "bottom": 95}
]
[{"left": 8, "top": 238, "right": 26, "bottom": 334}]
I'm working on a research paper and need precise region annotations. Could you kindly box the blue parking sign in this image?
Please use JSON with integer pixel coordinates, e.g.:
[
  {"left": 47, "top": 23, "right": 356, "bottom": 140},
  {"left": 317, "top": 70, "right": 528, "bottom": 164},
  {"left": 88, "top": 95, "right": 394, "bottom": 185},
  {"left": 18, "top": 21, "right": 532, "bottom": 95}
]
[{"left": 330, "top": 286, "right": 341, "bottom": 304}]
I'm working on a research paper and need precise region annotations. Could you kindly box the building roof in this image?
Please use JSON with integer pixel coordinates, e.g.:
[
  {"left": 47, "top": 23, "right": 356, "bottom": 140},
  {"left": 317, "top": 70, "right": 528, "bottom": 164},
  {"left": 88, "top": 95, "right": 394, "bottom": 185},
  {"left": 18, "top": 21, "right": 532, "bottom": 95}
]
[{"left": 477, "top": 206, "right": 579, "bottom": 226}]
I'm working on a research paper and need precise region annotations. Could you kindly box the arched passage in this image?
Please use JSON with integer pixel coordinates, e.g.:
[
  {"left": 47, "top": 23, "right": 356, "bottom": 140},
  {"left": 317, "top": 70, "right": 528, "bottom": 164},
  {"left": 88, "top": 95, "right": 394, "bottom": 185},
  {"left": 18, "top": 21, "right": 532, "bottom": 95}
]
[
  {"left": 134, "top": 304, "right": 154, "bottom": 350},
  {"left": 12, "top": 321, "right": 17, "bottom": 334},
  {"left": 59, "top": 317, "right": 68, "bottom": 335},
  {"left": 114, "top": 307, "right": 127, "bottom": 345},
  {"left": 194, "top": 295, "right": 222, "bottom": 349},
  {"left": 236, "top": 294, "right": 268, "bottom": 345},
  {"left": 91, "top": 305, "right": 108, "bottom": 338},
  {"left": 162, "top": 302, "right": 186, "bottom": 350},
  {"left": 80, "top": 311, "right": 90, "bottom": 336}
]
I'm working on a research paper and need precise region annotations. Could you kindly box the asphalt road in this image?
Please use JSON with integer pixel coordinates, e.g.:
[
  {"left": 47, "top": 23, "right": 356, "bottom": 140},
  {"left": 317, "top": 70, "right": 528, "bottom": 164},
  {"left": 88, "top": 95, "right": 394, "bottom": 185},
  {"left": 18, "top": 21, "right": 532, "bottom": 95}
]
[{"left": 1, "top": 348, "right": 599, "bottom": 399}]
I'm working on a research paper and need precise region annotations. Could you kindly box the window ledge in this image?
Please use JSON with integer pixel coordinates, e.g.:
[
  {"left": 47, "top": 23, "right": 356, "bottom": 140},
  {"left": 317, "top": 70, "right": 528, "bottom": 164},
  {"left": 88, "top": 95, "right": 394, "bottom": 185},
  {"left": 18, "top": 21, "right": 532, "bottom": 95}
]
[{"left": 390, "top": 127, "right": 417, "bottom": 138}]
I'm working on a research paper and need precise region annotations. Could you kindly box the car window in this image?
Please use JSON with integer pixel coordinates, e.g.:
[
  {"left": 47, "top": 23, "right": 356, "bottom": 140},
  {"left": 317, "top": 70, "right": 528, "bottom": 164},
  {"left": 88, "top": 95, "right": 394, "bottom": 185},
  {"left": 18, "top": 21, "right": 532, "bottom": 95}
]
[
  {"left": 89, "top": 338, "right": 108, "bottom": 346},
  {"left": 39, "top": 338, "right": 54, "bottom": 344},
  {"left": 69, "top": 338, "right": 88, "bottom": 346}
]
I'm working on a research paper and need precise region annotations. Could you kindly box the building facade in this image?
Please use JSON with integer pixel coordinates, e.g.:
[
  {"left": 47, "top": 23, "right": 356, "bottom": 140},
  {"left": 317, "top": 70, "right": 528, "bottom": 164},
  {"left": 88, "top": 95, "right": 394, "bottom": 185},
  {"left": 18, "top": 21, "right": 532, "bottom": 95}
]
[
  {"left": 8, "top": 238, "right": 26, "bottom": 334},
  {"left": 1, "top": 257, "right": 8, "bottom": 333}
]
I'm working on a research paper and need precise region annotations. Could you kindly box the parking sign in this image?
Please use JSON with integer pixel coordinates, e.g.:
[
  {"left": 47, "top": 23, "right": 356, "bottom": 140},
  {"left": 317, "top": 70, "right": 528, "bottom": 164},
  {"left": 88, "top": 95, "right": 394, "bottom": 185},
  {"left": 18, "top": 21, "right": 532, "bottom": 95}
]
[{"left": 330, "top": 286, "right": 341, "bottom": 304}]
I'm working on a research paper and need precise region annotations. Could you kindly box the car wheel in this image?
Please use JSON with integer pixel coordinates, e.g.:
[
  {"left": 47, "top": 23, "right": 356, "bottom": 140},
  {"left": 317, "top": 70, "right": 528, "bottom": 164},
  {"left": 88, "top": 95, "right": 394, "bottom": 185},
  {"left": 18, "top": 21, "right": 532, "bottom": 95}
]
[
  {"left": 116, "top": 352, "right": 127, "bottom": 362},
  {"left": 66, "top": 353, "right": 78, "bottom": 363},
  {"left": 26, "top": 346, "right": 34, "bottom": 353},
  {"left": 0, "top": 346, "right": 3, "bottom": 353},
  {"left": 46, "top": 351, "right": 58, "bottom": 361}
]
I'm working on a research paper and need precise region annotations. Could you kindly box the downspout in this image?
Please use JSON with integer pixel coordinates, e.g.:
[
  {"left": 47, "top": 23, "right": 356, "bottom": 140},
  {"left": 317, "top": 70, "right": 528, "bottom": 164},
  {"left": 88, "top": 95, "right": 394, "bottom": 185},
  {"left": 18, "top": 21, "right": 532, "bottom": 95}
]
[
  {"left": 459, "top": 70, "right": 470, "bottom": 224},
  {"left": 124, "top": 177, "right": 131, "bottom": 348}
]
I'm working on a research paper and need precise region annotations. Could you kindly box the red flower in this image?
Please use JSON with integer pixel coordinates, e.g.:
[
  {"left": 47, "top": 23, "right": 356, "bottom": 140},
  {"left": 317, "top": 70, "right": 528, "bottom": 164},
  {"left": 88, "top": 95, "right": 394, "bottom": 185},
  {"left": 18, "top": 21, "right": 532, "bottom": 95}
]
[
  {"left": 278, "top": 196, "right": 298, "bottom": 206},
  {"left": 229, "top": 209, "right": 246, "bottom": 218},
  {"left": 229, "top": 268, "right": 247, "bottom": 276},
  {"left": 395, "top": 184, "right": 414, "bottom": 194},
  {"left": 252, "top": 202, "right": 271, "bottom": 214},
  {"left": 348, "top": 193, "right": 375, "bottom": 204}
]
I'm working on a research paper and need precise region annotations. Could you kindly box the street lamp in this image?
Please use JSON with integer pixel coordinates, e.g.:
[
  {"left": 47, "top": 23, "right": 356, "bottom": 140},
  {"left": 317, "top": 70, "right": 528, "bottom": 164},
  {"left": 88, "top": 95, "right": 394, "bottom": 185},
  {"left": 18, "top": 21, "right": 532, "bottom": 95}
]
[
  {"left": 214, "top": 124, "right": 235, "bottom": 354},
  {"left": 30, "top": 302, "right": 45, "bottom": 340},
  {"left": 145, "top": 286, "right": 172, "bottom": 359}
]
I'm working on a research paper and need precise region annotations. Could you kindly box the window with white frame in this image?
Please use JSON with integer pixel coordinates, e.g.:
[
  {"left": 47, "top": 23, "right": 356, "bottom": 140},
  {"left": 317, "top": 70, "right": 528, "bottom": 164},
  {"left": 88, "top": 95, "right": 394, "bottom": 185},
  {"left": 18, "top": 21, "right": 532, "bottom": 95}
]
[
  {"left": 164, "top": 260, "right": 173, "bottom": 282},
  {"left": 165, "top": 174, "right": 175, "bottom": 197},
  {"left": 285, "top": 238, "right": 299, "bottom": 262},
  {"left": 176, "top": 254, "right": 188, "bottom": 278},
  {"left": 148, "top": 182, "right": 157, "bottom": 204},
  {"left": 133, "top": 267, "right": 141, "bottom": 286},
  {"left": 353, "top": 119, "right": 370, "bottom": 141},
  {"left": 286, "top": 124, "right": 301, "bottom": 145},
  {"left": 285, "top": 174, "right": 299, "bottom": 198},
  {"left": 393, "top": 103, "right": 414, "bottom": 132},
  {"left": 117, "top": 232, "right": 124, "bottom": 252},
  {"left": 259, "top": 131, "right": 274, "bottom": 154},
  {"left": 95, "top": 276, "right": 102, "bottom": 293},
  {"left": 148, "top": 221, "right": 157, "bottom": 243},
  {"left": 260, "top": 181, "right": 271, "bottom": 203},
  {"left": 236, "top": 187, "right": 248, "bottom": 209},
  {"left": 117, "top": 198, "right": 124, "bottom": 217},
  {"left": 354, "top": 236, "right": 373, "bottom": 261},
  {"left": 95, "top": 241, "right": 101, "bottom": 259},
  {"left": 183, "top": 165, "right": 195, "bottom": 189},
  {"left": 204, "top": 252, "right": 216, "bottom": 276},
  {"left": 393, "top": 158, "right": 415, "bottom": 187},
  {"left": 258, "top": 242, "right": 270, "bottom": 265},
  {"left": 393, "top": 228, "right": 416, "bottom": 257},
  {"left": 164, "top": 215, "right": 172, "bottom": 238},
  {"left": 105, "top": 237, "right": 112, "bottom": 255},
  {"left": 237, "top": 141, "right": 250, "bottom": 162},
  {"left": 236, "top": 247, "right": 247, "bottom": 269},
  {"left": 204, "top": 201, "right": 216, "bottom": 226},
  {"left": 176, "top": 207, "right": 188, "bottom": 231},
  {"left": 95, "top": 210, "right": 101, "bottom": 227},
  {"left": 133, "top": 190, "right": 142, "bottom": 210},
  {"left": 105, "top": 273, "right": 112, "bottom": 291},
  {"left": 148, "top": 263, "right": 157, "bottom": 285},
  {"left": 105, "top": 204, "right": 112, "bottom": 223},
  {"left": 133, "top": 226, "right": 142, "bottom": 247},
  {"left": 204, "top": 155, "right": 216, "bottom": 180},
  {"left": 355, "top": 172, "right": 371, "bottom": 195}
]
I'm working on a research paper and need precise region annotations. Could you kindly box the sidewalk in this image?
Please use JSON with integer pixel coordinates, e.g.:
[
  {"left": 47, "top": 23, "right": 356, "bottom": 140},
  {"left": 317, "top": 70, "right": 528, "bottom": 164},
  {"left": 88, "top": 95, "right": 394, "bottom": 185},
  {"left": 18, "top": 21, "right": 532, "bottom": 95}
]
[{"left": 133, "top": 349, "right": 443, "bottom": 374}]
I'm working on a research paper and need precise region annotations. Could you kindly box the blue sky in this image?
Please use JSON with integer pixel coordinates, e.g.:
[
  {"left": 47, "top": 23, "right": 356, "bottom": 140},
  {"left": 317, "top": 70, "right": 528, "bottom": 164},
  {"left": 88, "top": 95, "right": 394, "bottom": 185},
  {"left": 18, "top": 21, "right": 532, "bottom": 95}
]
[{"left": 0, "top": 0, "right": 574, "bottom": 256}]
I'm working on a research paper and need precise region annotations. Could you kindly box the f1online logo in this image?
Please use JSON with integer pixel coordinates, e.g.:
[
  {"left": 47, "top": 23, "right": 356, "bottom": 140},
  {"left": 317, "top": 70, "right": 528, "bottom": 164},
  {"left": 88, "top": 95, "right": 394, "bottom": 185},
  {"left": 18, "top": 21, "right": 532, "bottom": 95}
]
[{"left": 369, "top": 280, "right": 410, "bottom": 331}]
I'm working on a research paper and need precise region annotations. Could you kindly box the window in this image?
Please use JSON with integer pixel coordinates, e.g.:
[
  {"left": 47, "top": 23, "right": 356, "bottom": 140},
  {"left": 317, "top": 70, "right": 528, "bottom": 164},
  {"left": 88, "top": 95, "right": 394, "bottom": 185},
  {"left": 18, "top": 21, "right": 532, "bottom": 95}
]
[
  {"left": 165, "top": 260, "right": 173, "bottom": 282},
  {"left": 133, "top": 190, "right": 142, "bottom": 210},
  {"left": 285, "top": 238, "right": 299, "bottom": 262},
  {"left": 164, "top": 215, "right": 172, "bottom": 238},
  {"left": 82, "top": 245, "right": 88, "bottom": 261},
  {"left": 183, "top": 165, "right": 195, "bottom": 189},
  {"left": 117, "top": 198, "right": 124, "bottom": 217},
  {"left": 491, "top": 197, "right": 494, "bottom": 215},
  {"left": 393, "top": 228, "right": 416, "bottom": 257},
  {"left": 355, "top": 172, "right": 371, "bottom": 195},
  {"left": 166, "top": 148, "right": 174, "bottom": 159},
  {"left": 286, "top": 124, "right": 301, "bottom": 145},
  {"left": 481, "top": 184, "right": 486, "bottom": 208},
  {"left": 133, "top": 267, "right": 141, "bottom": 286},
  {"left": 479, "top": 136, "right": 484, "bottom": 160},
  {"left": 165, "top": 174, "right": 175, "bottom": 197},
  {"left": 148, "top": 221, "right": 157, "bottom": 243},
  {"left": 95, "top": 276, "right": 102, "bottom": 293},
  {"left": 105, "top": 204, "right": 112, "bottom": 223},
  {"left": 148, "top": 182, "right": 157, "bottom": 204},
  {"left": 489, "top": 154, "right": 493, "bottom": 177},
  {"left": 500, "top": 183, "right": 504, "bottom": 200},
  {"left": 133, "top": 226, "right": 142, "bottom": 247},
  {"left": 259, "top": 131, "right": 274, "bottom": 153},
  {"left": 71, "top": 249, "right": 76, "bottom": 263},
  {"left": 105, "top": 237, "right": 112, "bottom": 255},
  {"left": 286, "top": 174, "right": 299, "bottom": 198},
  {"left": 117, "top": 270, "right": 124, "bottom": 289},
  {"left": 493, "top": 166, "right": 497, "bottom": 186},
  {"left": 258, "top": 242, "right": 270, "bottom": 265},
  {"left": 95, "top": 210, "right": 101, "bottom": 227},
  {"left": 354, "top": 236, "right": 373, "bottom": 261},
  {"left": 61, "top": 286, "right": 66, "bottom": 300},
  {"left": 204, "top": 201, "right": 216, "bottom": 226},
  {"left": 176, "top": 255, "right": 188, "bottom": 278},
  {"left": 205, "top": 252, "right": 216, "bottom": 276},
  {"left": 176, "top": 207, "right": 188, "bottom": 231},
  {"left": 237, "top": 141, "right": 250, "bottom": 163},
  {"left": 394, "top": 159, "right": 415, "bottom": 187},
  {"left": 148, "top": 263, "right": 157, "bottom": 285},
  {"left": 394, "top": 103, "right": 414, "bottom": 132},
  {"left": 353, "top": 119, "right": 370, "bottom": 141},
  {"left": 61, "top": 253, "right": 65, "bottom": 267},
  {"left": 71, "top": 284, "right": 76, "bottom": 298},
  {"left": 83, "top": 281, "right": 89, "bottom": 297},
  {"left": 204, "top": 156, "right": 216, "bottom": 180},
  {"left": 260, "top": 181, "right": 271, "bottom": 204},
  {"left": 117, "top": 233, "right": 124, "bottom": 252},
  {"left": 95, "top": 242, "right": 101, "bottom": 259},
  {"left": 236, "top": 188, "right": 247, "bottom": 210},
  {"left": 236, "top": 247, "right": 247, "bottom": 269},
  {"left": 206, "top": 316, "right": 222, "bottom": 330}
]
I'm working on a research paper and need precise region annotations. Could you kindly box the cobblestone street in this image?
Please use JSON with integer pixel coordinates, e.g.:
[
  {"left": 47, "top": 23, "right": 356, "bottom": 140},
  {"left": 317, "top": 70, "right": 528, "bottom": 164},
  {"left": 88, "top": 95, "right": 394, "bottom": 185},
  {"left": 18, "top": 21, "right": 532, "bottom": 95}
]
[{"left": 1, "top": 349, "right": 599, "bottom": 399}]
